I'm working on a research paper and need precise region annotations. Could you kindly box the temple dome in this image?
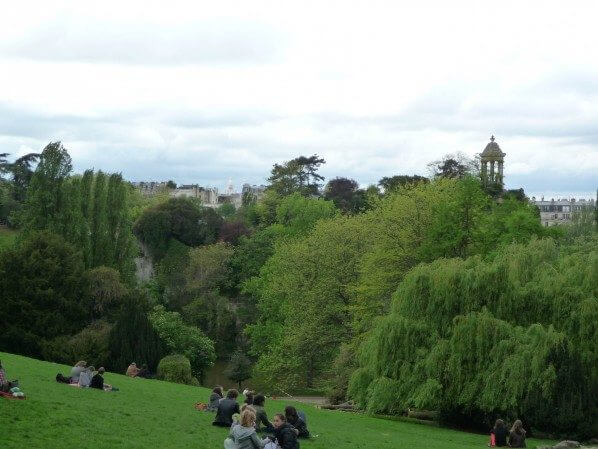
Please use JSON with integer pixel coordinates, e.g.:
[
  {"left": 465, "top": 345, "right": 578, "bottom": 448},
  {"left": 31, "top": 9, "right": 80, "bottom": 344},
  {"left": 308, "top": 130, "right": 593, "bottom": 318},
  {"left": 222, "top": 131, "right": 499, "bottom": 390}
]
[{"left": 481, "top": 135, "right": 505, "bottom": 159}]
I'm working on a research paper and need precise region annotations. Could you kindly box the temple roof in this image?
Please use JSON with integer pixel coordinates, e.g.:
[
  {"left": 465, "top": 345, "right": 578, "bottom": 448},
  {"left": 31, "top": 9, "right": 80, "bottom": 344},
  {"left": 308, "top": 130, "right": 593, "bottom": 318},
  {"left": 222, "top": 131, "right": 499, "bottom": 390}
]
[{"left": 481, "top": 135, "right": 505, "bottom": 158}]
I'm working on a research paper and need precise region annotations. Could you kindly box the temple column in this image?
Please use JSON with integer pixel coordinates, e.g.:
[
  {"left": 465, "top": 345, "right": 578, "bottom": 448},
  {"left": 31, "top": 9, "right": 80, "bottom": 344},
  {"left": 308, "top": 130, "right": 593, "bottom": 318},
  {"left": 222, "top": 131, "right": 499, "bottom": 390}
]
[{"left": 490, "top": 161, "right": 495, "bottom": 182}]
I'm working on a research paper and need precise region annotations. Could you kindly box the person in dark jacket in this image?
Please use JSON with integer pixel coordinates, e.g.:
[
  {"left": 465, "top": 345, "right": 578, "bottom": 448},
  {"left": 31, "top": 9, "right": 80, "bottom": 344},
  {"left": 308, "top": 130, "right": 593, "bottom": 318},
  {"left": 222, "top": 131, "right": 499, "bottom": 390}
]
[
  {"left": 213, "top": 389, "right": 241, "bottom": 427},
  {"left": 269, "top": 414, "right": 299, "bottom": 449},
  {"left": 253, "top": 394, "right": 273, "bottom": 433},
  {"left": 509, "top": 420, "right": 526, "bottom": 448},
  {"left": 285, "top": 406, "right": 309, "bottom": 438},
  {"left": 208, "top": 386, "right": 224, "bottom": 411},
  {"left": 90, "top": 367, "right": 105, "bottom": 390},
  {"left": 244, "top": 391, "right": 255, "bottom": 406},
  {"left": 489, "top": 419, "right": 508, "bottom": 447}
]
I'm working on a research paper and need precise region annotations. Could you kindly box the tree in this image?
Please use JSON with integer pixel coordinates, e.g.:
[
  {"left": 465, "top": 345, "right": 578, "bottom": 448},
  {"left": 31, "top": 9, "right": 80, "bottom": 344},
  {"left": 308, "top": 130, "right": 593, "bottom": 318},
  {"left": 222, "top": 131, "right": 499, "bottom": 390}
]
[
  {"left": 166, "top": 180, "right": 177, "bottom": 189},
  {"left": 9, "top": 152, "right": 40, "bottom": 202},
  {"left": 224, "top": 349, "right": 253, "bottom": 389},
  {"left": 219, "top": 220, "right": 250, "bottom": 245},
  {"left": 427, "top": 153, "right": 477, "bottom": 179},
  {"left": 377, "top": 175, "right": 428, "bottom": 193},
  {"left": 0, "top": 231, "right": 87, "bottom": 357},
  {"left": 324, "top": 177, "right": 366, "bottom": 214},
  {"left": 267, "top": 154, "right": 326, "bottom": 196},
  {"left": 349, "top": 237, "right": 598, "bottom": 438},
  {"left": 23, "top": 142, "right": 73, "bottom": 232},
  {"left": 186, "top": 242, "right": 234, "bottom": 295},
  {"left": 149, "top": 305, "right": 216, "bottom": 381},
  {"left": 83, "top": 266, "right": 128, "bottom": 320},
  {"left": 108, "top": 291, "right": 166, "bottom": 373},
  {"left": 217, "top": 203, "right": 236, "bottom": 219}
]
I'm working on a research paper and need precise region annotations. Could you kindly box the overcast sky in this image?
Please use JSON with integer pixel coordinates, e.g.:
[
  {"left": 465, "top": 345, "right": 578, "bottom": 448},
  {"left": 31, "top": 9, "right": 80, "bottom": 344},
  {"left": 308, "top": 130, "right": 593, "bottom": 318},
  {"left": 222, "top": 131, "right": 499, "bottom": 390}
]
[{"left": 1, "top": 0, "right": 597, "bottom": 198}]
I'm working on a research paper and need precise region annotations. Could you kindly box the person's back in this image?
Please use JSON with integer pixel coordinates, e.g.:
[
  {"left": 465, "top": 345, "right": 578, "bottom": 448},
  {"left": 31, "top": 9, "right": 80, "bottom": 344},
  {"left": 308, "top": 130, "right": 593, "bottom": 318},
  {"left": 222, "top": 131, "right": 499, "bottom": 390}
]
[
  {"left": 230, "top": 423, "right": 265, "bottom": 449},
  {"left": 91, "top": 372, "right": 104, "bottom": 390},
  {"left": 273, "top": 423, "right": 299, "bottom": 449},
  {"left": 253, "top": 405, "right": 272, "bottom": 432},
  {"left": 78, "top": 368, "right": 93, "bottom": 387},
  {"left": 70, "top": 364, "right": 85, "bottom": 383},
  {"left": 214, "top": 390, "right": 240, "bottom": 427},
  {"left": 285, "top": 406, "right": 309, "bottom": 438},
  {"left": 509, "top": 420, "right": 526, "bottom": 448},
  {"left": 494, "top": 426, "right": 508, "bottom": 446}
]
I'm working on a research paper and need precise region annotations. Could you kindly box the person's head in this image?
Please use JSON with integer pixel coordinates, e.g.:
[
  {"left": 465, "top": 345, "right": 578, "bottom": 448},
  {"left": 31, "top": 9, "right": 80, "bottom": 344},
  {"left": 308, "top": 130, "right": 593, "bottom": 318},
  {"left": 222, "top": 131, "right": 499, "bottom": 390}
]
[
  {"left": 75, "top": 361, "right": 87, "bottom": 367},
  {"left": 98, "top": 367, "right": 105, "bottom": 375},
  {"left": 240, "top": 409, "right": 256, "bottom": 428},
  {"left": 130, "top": 362, "right": 136, "bottom": 367},
  {"left": 494, "top": 419, "right": 505, "bottom": 430},
  {"left": 87, "top": 366, "right": 95, "bottom": 373},
  {"left": 285, "top": 406, "right": 299, "bottom": 423},
  {"left": 253, "top": 394, "right": 265, "bottom": 407},
  {"left": 273, "top": 414, "right": 286, "bottom": 429},
  {"left": 213, "top": 386, "right": 223, "bottom": 396},
  {"left": 511, "top": 419, "right": 525, "bottom": 434},
  {"left": 226, "top": 389, "right": 239, "bottom": 400},
  {"left": 245, "top": 391, "right": 254, "bottom": 404},
  {"left": 241, "top": 404, "right": 255, "bottom": 413}
]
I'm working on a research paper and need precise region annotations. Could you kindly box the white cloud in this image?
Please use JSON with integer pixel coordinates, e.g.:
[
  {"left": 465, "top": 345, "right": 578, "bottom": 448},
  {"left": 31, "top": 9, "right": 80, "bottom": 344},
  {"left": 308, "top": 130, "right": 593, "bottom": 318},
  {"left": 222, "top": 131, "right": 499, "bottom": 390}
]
[{"left": 0, "top": 0, "right": 596, "bottom": 196}]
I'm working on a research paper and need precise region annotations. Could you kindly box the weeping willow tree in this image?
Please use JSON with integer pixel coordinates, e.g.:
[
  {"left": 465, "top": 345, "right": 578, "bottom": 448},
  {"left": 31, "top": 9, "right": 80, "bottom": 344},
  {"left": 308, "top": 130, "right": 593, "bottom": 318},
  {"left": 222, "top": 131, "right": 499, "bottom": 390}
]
[{"left": 349, "top": 237, "right": 598, "bottom": 438}]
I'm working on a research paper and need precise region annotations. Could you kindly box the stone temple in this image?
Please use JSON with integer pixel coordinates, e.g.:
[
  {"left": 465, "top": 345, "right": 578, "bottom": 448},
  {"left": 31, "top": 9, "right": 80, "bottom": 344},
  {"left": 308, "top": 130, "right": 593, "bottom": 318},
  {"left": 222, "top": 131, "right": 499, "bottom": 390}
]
[{"left": 480, "top": 135, "right": 506, "bottom": 189}]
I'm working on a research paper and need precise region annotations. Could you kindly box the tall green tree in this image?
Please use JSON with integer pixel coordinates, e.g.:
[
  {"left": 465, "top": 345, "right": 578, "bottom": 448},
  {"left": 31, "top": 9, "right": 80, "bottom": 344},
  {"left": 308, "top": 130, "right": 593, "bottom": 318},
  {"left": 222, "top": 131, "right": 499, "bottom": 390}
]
[
  {"left": 23, "top": 142, "right": 72, "bottom": 233},
  {"left": 267, "top": 154, "right": 326, "bottom": 197},
  {"left": 90, "top": 171, "right": 108, "bottom": 267}
]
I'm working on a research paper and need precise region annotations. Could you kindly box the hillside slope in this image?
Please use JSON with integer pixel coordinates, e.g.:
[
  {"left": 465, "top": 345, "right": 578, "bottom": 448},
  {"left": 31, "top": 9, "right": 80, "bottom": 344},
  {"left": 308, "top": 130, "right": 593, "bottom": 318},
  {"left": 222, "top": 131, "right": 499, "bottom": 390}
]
[{"left": 0, "top": 352, "right": 555, "bottom": 449}]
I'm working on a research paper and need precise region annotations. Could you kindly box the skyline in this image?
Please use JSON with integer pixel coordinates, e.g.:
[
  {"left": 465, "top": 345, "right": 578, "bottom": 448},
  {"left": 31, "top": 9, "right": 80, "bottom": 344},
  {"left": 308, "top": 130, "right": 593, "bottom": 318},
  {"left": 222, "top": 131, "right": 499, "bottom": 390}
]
[{"left": 1, "top": 1, "right": 597, "bottom": 198}]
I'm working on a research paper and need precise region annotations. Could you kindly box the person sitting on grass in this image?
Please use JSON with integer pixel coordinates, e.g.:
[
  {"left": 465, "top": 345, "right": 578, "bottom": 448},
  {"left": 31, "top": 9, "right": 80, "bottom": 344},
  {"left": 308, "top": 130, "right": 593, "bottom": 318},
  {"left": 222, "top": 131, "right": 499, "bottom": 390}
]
[
  {"left": 269, "top": 413, "right": 299, "bottom": 449},
  {"left": 253, "top": 394, "right": 273, "bottom": 433},
  {"left": 284, "top": 406, "right": 309, "bottom": 438},
  {"left": 508, "top": 420, "right": 527, "bottom": 448},
  {"left": 488, "top": 419, "right": 508, "bottom": 447},
  {"left": 232, "top": 404, "right": 256, "bottom": 430},
  {"left": 213, "top": 389, "right": 241, "bottom": 427},
  {"left": 69, "top": 361, "right": 87, "bottom": 383},
  {"left": 77, "top": 366, "right": 94, "bottom": 388},
  {"left": 136, "top": 363, "right": 152, "bottom": 379},
  {"left": 126, "top": 362, "right": 140, "bottom": 377},
  {"left": 90, "top": 367, "right": 114, "bottom": 391},
  {"left": 226, "top": 409, "right": 269, "bottom": 449},
  {"left": 208, "top": 386, "right": 223, "bottom": 411},
  {"left": 244, "top": 391, "right": 255, "bottom": 406}
]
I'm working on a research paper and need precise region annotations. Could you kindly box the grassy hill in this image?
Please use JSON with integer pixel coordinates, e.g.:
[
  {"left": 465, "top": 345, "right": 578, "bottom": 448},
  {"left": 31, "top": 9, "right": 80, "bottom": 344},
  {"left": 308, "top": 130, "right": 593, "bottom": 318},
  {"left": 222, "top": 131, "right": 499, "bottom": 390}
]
[{"left": 0, "top": 352, "right": 556, "bottom": 449}]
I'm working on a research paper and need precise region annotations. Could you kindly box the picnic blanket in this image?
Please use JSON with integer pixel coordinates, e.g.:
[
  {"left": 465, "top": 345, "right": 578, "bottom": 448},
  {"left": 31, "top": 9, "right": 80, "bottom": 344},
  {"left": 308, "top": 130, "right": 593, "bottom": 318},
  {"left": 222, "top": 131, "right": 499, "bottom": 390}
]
[{"left": 0, "top": 390, "right": 26, "bottom": 400}]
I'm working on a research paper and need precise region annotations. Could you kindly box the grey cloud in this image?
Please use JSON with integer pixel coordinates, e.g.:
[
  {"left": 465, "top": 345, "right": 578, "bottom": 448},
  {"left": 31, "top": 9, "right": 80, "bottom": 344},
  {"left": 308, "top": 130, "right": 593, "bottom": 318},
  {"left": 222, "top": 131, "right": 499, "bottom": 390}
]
[{"left": 1, "top": 20, "right": 286, "bottom": 65}]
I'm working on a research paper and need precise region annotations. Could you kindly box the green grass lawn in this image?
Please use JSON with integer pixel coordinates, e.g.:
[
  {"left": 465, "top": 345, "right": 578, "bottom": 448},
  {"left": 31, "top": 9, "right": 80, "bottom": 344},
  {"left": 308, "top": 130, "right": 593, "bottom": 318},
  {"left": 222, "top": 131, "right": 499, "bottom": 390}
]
[{"left": 0, "top": 352, "right": 556, "bottom": 449}]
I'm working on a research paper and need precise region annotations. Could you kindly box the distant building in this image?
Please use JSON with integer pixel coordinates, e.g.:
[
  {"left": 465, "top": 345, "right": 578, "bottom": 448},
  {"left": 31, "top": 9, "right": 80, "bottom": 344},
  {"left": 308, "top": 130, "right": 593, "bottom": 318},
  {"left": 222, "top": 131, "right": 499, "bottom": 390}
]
[
  {"left": 532, "top": 197, "right": 596, "bottom": 227},
  {"left": 171, "top": 184, "right": 219, "bottom": 206},
  {"left": 131, "top": 181, "right": 167, "bottom": 196},
  {"left": 242, "top": 183, "right": 267, "bottom": 201}
]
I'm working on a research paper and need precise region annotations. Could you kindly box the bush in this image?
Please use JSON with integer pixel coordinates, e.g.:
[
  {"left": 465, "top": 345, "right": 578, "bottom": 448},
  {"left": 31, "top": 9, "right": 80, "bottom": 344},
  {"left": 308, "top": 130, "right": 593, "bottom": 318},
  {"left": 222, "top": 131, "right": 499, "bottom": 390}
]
[
  {"left": 42, "top": 320, "right": 112, "bottom": 367},
  {"left": 157, "top": 354, "right": 198, "bottom": 385}
]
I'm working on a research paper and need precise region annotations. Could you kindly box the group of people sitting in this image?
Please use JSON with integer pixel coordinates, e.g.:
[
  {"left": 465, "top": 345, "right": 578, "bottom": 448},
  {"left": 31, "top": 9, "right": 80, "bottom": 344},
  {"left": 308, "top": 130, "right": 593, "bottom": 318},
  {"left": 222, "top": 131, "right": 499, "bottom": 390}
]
[
  {"left": 0, "top": 359, "right": 24, "bottom": 397},
  {"left": 209, "top": 387, "right": 309, "bottom": 449},
  {"left": 125, "top": 362, "right": 152, "bottom": 378},
  {"left": 56, "top": 361, "right": 114, "bottom": 391},
  {"left": 489, "top": 419, "right": 527, "bottom": 448}
]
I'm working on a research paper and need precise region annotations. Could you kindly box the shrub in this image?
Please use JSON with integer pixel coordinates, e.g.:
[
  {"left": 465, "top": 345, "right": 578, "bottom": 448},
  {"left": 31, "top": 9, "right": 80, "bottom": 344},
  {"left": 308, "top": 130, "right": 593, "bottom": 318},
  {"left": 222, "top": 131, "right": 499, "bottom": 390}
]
[{"left": 157, "top": 354, "right": 198, "bottom": 385}]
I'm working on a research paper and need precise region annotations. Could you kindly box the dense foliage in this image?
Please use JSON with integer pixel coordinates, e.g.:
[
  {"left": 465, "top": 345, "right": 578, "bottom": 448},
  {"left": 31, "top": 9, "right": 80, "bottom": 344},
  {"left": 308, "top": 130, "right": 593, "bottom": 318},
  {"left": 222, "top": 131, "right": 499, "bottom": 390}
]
[{"left": 348, "top": 237, "right": 598, "bottom": 437}]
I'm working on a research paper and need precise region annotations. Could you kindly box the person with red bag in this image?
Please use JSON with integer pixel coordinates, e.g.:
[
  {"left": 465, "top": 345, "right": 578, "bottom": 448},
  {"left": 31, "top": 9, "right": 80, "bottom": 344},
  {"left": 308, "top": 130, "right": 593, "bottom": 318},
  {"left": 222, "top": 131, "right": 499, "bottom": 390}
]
[{"left": 488, "top": 419, "right": 509, "bottom": 447}]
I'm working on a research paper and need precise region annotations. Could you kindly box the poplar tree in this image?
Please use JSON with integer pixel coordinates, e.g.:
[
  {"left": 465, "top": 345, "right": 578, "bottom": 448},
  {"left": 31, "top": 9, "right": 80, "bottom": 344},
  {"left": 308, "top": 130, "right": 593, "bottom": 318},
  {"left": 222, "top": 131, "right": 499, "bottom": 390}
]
[{"left": 90, "top": 171, "right": 108, "bottom": 267}]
